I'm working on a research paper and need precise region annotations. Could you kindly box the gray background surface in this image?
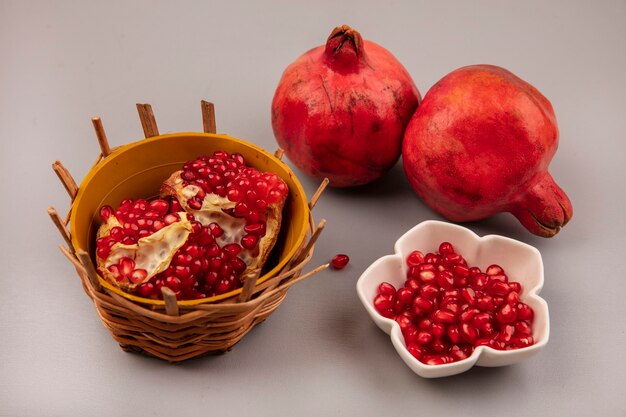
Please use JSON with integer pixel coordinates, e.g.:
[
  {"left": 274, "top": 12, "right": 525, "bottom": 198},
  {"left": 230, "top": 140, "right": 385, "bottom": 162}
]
[{"left": 1, "top": 1, "right": 625, "bottom": 416}]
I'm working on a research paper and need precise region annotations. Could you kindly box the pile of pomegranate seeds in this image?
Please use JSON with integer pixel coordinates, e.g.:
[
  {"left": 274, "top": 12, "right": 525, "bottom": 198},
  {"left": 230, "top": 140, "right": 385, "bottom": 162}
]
[{"left": 373, "top": 242, "right": 535, "bottom": 365}]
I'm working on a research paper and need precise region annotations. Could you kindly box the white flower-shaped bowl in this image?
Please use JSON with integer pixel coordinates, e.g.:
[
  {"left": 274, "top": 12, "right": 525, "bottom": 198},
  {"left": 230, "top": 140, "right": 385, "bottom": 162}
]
[{"left": 356, "top": 220, "right": 550, "bottom": 378}]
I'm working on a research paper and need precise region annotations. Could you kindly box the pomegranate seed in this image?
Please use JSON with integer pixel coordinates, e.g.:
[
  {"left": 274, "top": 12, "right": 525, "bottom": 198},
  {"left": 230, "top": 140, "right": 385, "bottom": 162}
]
[
  {"left": 433, "top": 309, "right": 457, "bottom": 324},
  {"left": 416, "top": 331, "right": 434, "bottom": 345},
  {"left": 397, "top": 287, "right": 414, "bottom": 304},
  {"left": 438, "top": 242, "right": 455, "bottom": 254},
  {"left": 406, "top": 250, "right": 425, "bottom": 267},
  {"left": 509, "top": 281, "right": 522, "bottom": 293},
  {"left": 99, "top": 205, "right": 114, "bottom": 221},
  {"left": 413, "top": 297, "right": 433, "bottom": 314},
  {"left": 419, "top": 270, "right": 436, "bottom": 284},
  {"left": 378, "top": 282, "right": 396, "bottom": 296},
  {"left": 447, "top": 324, "right": 462, "bottom": 344},
  {"left": 486, "top": 264, "right": 504, "bottom": 276},
  {"left": 165, "top": 276, "right": 181, "bottom": 291},
  {"left": 209, "top": 223, "right": 224, "bottom": 237},
  {"left": 241, "top": 234, "right": 259, "bottom": 250},
  {"left": 488, "top": 280, "right": 510, "bottom": 296},
  {"left": 136, "top": 282, "right": 155, "bottom": 298},
  {"left": 331, "top": 254, "right": 350, "bottom": 270},
  {"left": 164, "top": 213, "right": 179, "bottom": 225},
  {"left": 129, "top": 268, "right": 148, "bottom": 284},
  {"left": 407, "top": 343, "right": 426, "bottom": 360},
  {"left": 188, "top": 198, "right": 203, "bottom": 210},
  {"left": 517, "top": 303, "right": 534, "bottom": 321},
  {"left": 436, "top": 271, "right": 455, "bottom": 290},
  {"left": 420, "top": 284, "right": 439, "bottom": 300},
  {"left": 244, "top": 222, "right": 266, "bottom": 235},
  {"left": 515, "top": 321, "right": 533, "bottom": 336},
  {"left": 373, "top": 294, "right": 394, "bottom": 312},
  {"left": 496, "top": 303, "right": 518, "bottom": 324}
]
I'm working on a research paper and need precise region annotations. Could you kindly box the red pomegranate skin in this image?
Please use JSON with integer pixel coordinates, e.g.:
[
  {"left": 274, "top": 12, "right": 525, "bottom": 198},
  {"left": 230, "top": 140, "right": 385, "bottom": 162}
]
[
  {"left": 272, "top": 25, "right": 421, "bottom": 187},
  {"left": 402, "top": 65, "right": 572, "bottom": 237}
]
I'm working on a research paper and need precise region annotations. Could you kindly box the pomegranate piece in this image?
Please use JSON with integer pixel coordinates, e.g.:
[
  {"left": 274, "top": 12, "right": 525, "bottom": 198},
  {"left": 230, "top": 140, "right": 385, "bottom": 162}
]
[
  {"left": 272, "top": 25, "right": 420, "bottom": 187},
  {"left": 95, "top": 152, "right": 289, "bottom": 301},
  {"left": 402, "top": 65, "right": 572, "bottom": 237},
  {"left": 331, "top": 254, "right": 350, "bottom": 270},
  {"left": 372, "top": 242, "right": 536, "bottom": 365}
]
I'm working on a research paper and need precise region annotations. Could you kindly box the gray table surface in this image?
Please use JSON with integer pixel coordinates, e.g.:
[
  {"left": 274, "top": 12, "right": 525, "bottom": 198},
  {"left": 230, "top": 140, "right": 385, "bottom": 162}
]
[{"left": 1, "top": 1, "right": 625, "bottom": 416}]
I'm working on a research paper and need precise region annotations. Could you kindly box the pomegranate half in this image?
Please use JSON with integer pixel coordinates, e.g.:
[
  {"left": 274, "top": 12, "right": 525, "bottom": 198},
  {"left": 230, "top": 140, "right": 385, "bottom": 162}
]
[
  {"left": 272, "top": 25, "right": 421, "bottom": 187},
  {"left": 402, "top": 65, "right": 572, "bottom": 237}
]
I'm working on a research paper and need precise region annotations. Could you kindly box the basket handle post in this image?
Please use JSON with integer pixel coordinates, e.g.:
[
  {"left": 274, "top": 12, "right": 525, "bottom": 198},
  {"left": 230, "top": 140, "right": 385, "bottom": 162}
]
[
  {"left": 201, "top": 100, "right": 216, "bottom": 134},
  {"left": 52, "top": 161, "right": 78, "bottom": 200},
  {"left": 48, "top": 206, "right": 74, "bottom": 253},
  {"left": 76, "top": 249, "right": 102, "bottom": 292},
  {"left": 274, "top": 148, "right": 284, "bottom": 160},
  {"left": 91, "top": 116, "right": 112, "bottom": 157},
  {"left": 136, "top": 103, "right": 159, "bottom": 138},
  {"left": 161, "top": 287, "right": 179, "bottom": 316},
  {"left": 309, "top": 178, "right": 329, "bottom": 210}
]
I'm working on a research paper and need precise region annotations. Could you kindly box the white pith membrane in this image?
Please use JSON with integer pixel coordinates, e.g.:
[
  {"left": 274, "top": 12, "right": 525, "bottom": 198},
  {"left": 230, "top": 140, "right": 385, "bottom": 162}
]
[
  {"left": 162, "top": 172, "right": 285, "bottom": 281},
  {"left": 96, "top": 213, "right": 193, "bottom": 290}
]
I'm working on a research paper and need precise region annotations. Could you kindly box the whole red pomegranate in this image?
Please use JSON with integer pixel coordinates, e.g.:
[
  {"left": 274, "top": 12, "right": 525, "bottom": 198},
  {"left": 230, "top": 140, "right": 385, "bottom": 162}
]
[
  {"left": 272, "top": 25, "right": 421, "bottom": 187},
  {"left": 402, "top": 65, "right": 572, "bottom": 237}
]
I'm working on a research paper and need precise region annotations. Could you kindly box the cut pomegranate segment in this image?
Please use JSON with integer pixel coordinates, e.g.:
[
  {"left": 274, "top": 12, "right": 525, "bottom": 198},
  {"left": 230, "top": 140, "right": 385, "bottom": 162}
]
[
  {"left": 95, "top": 151, "right": 289, "bottom": 301},
  {"left": 160, "top": 151, "right": 288, "bottom": 283},
  {"left": 373, "top": 241, "right": 536, "bottom": 365}
]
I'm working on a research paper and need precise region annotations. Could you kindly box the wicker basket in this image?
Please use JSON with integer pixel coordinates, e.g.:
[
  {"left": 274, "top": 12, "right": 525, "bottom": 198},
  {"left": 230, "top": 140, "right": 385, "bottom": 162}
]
[{"left": 48, "top": 102, "right": 328, "bottom": 362}]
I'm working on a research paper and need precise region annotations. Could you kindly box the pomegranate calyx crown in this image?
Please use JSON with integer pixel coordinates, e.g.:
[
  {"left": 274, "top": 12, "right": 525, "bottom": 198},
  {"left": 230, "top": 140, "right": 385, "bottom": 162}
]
[{"left": 324, "top": 24, "right": 365, "bottom": 72}]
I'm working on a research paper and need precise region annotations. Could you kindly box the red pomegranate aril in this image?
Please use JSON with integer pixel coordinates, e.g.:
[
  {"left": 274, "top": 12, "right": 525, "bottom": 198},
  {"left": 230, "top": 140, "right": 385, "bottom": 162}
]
[
  {"left": 406, "top": 250, "right": 425, "bottom": 267},
  {"left": 420, "top": 284, "right": 439, "bottom": 300},
  {"left": 397, "top": 287, "right": 414, "bottom": 304},
  {"left": 453, "top": 264, "right": 470, "bottom": 277},
  {"left": 517, "top": 303, "right": 534, "bottom": 321},
  {"left": 165, "top": 276, "right": 182, "bottom": 291},
  {"left": 244, "top": 222, "right": 266, "bottom": 235},
  {"left": 476, "top": 295, "right": 494, "bottom": 311},
  {"left": 436, "top": 271, "right": 455, "bottom": 290},
  {"left": 460, "top": 322, "right": 479, "bottom": 344},
  {"left": 331, "top": 254, "right": 350, "bottom": 270},
  {"left": 472, "top": 273, "right": 489, "bottom": 290},
  {"left": 174, "top": 266, "right": 191, "bottom": 280},
  {"left": 509, "top": 282, "right": 522, "bottom": 293},
  {"left": 164, "top": 213, "right": 179, "bottom": 225},
  {"left": 438, "top": 242, "right": 455, "bottom": 255},
  {"left": 209, "top": 223, "right": 224, "bottom": 237},
  {"left": 241, "top": 234, "right": 259, "bottom": 250},
  {"left": 496, "top": 303, "right": 518, "bottom": 324},
  {"left": 413, "top": 297, "right": 434, "bottom": 314},
  {"left": 430, "top": 323, "right": 445, "bottom": 339},
  {"left": 507, "top": 291, "right": 521, "bottom": 304},
  {"left": 418, "top": 263, "right": 436, "bottom": 272},
  {"left": 488, "top": 280, "right": 511, "bottom": 296},
  {"left": 515, "top": 320, "right": 533, "bottom": 336},
  {"left": 395, "top": 314, "right": 412, "bottom": 332},
  {"left": 99, "top": 205, "right": 114, "bottom": 221},
  {"left": 461, "top": 287, "right": 476, "bottom": 305},
  {"left": 130, "top": 268, "right": 148, "bottom": 284},
  {"left": 433, "top": 309, "right": 456, "bottom": 324},
  {"left": 416, "top": 331, "right": 434, "bottom": 345},
  {"left": 423, "top": 355, "right": 453, "bottom": 365},
  {"left": 378, "top": 282, "right": 396, "bottom": 297},
  {"left": 450, "top": 345, "right": 470, "bottom": 361},
  {"left": 407, "top": 343, "right": 426, "bottom": 360},
  {"left": 136, "top": 282, "right": 155, "bottom": 298},
  {"left": 223, "top": 243, "right": 242, "bottom": 258},
  {"left": 498, "top": 324, "right": 516, "bottom": 343},
  {"left": 374, "top": 294, "right": 394, "bottom": 312},
  {"left": 418, "top": 318, "right": 433, "bottom": 330},
  {"left": 405, "top": 278, "right": 420, "bottom": 291},
  {"left": 512, "top": 336, "right": 534, "bottom": 348},
  {"left": 448, "top": 324, "right": 462, "bottom": 344},
  {"left": 121, "top": 235, "right": 136, "bottom": 245},
  {"left": 486, "top": 264, "right": 504, "bottom": 276},
  {"left": 460, "top": 307, "right": 479, "bottom": 323},
  {"left": 419, "top": 270, "right": 436, "bottom": 284},
  {"left": 443, "top": 253, "right": 463, "bottom": 265},
  {"left": 431, "top": 338, "right": 446, "bottom": 353}
]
